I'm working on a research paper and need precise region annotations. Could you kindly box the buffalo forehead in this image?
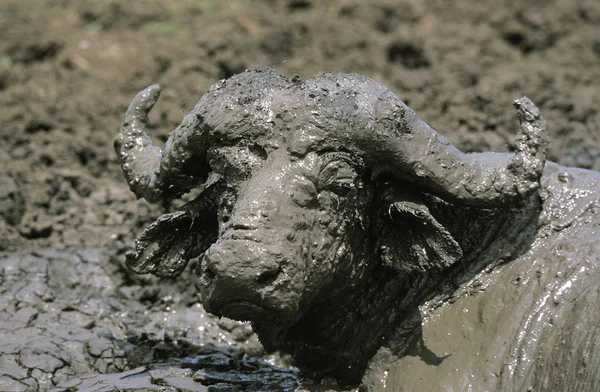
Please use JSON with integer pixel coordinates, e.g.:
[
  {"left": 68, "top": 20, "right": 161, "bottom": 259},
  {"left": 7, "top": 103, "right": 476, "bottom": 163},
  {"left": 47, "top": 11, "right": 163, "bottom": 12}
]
[
  {"left": 201, "top": 69, "right": 404, "bottom": 158},
  {"left": 201, "top": 68, "right": 291, "bottom": 145}
]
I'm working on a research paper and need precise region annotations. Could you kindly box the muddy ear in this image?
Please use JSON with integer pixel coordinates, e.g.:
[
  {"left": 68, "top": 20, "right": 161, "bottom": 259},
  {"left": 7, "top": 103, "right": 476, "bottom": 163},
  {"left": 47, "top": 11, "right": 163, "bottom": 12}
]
[
  {"left": 125, "top": 190, "right": 218, "bottom": 278},
  {"left": 376, "top": 192, "right": 462, "bottom": 275}
]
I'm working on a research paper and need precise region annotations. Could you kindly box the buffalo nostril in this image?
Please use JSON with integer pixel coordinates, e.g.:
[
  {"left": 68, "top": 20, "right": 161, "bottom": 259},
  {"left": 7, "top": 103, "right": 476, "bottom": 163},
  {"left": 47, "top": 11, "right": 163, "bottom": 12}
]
[
  {"left": 257, "top": 268, "right": 281, "bottom": 286},
  {"left": 232, "top": 222, "right": 258, "bottom": 230},
  {"left": 205, "top": 264, "right": 217, "bottom": 280}
]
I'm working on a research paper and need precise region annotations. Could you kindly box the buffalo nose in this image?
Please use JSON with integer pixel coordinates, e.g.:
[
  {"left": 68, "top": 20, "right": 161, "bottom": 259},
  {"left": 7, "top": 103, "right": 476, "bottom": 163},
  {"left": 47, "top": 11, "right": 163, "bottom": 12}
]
[{"left": 203, "top": 240, "right": 282, "bottom": 287}]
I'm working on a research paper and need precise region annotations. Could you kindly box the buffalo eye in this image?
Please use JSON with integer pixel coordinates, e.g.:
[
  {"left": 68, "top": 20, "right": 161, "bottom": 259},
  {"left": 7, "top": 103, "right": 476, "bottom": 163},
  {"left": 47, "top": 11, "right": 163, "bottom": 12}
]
[{"left": 317, "top": 153, "right": 360, "bottom": 196}]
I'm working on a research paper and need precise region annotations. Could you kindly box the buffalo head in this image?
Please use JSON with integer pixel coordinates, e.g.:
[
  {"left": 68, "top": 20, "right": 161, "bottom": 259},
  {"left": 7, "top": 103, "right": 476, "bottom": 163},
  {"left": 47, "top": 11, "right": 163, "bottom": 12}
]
[{"left": 115, "top": 68, "right": 548, "bottom": 383}]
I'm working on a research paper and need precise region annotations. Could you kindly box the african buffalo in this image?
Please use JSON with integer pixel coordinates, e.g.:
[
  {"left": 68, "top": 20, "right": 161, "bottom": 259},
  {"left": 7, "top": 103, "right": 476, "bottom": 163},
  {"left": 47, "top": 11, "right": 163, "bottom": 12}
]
[{"left": 115, "top": 68, "right": 600, "bottom": 391}]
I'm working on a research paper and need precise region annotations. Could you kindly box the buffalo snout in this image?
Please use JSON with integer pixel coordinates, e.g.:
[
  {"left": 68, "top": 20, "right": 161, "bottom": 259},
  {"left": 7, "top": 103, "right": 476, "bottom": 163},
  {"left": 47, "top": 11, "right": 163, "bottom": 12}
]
[{"left": 200, "top": 237, "right": 283, "bottom": 319}]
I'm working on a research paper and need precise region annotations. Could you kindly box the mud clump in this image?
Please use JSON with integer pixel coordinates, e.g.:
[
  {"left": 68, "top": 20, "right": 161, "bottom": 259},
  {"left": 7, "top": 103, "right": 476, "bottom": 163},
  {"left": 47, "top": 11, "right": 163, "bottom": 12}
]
[{"left": 0, "top": 174, "right": 25, "bottom": 227}]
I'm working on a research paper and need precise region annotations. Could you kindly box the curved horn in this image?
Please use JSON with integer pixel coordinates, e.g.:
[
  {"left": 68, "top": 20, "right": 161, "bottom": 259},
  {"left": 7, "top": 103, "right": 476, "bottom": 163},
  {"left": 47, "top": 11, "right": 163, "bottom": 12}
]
[
  {"left": 115, "top": 85, "right": 210, "bottom": 203},
  {"left": 341, "top": 83, "right": 548, "bottom": 207},
  {"left": 395, "top": 97, "right": 547, "bottom": 207},
  {"left": 115, "top": 85, "right": 163, "bottom": 202}
]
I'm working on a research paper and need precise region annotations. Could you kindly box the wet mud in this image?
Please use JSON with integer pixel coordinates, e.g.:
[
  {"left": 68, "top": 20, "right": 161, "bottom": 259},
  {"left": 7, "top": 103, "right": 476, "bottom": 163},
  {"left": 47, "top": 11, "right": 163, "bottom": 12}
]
[
  {"left": 0, "top": 247, "right": 304, "bottom": 391},
  {"left": 1, "top": 0, "right": 599, "bottom": 391}
]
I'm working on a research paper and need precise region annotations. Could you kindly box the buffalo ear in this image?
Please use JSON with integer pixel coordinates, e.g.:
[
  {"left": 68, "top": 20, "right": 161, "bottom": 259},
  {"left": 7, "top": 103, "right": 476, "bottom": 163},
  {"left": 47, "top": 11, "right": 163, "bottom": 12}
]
[
  {"left": 126, "top": 209, "right": 196, "bottom": 277},
  {"left": 126, "top": 190, "right": 218, "bottom": 278},
  {"left": 376, "top": 193, "right": 462, "bottom": 275}
]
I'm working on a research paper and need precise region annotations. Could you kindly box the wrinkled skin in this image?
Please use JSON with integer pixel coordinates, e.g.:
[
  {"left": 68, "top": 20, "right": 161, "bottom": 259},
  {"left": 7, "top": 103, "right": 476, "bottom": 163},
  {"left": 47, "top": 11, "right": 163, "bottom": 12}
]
[{"left": 115, "top": 69, "right": 600, "bottom": 391}]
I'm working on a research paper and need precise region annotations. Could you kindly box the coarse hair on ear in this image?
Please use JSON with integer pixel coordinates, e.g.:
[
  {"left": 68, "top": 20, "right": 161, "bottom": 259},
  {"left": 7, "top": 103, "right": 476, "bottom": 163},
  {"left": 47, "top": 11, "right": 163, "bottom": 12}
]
[{"left": 373, "top": 185, "right": 463, "bottom": 275}]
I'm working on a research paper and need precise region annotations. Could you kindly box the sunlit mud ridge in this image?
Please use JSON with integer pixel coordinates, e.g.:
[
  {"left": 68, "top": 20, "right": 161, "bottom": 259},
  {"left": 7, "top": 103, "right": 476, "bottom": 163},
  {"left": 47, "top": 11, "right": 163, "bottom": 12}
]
[{"left": 117, "top": 69, "right": 600, "bottom": 391}]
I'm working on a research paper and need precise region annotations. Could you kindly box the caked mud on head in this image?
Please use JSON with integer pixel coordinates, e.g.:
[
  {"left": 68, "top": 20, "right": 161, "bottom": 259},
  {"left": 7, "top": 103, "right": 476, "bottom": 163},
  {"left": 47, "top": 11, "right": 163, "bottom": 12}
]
[
  {"left": 115, "top": 68, "right": 548, "bottom": 379},
  {"left": 198, "top": 145, "right": 375, "bottom": 332}
]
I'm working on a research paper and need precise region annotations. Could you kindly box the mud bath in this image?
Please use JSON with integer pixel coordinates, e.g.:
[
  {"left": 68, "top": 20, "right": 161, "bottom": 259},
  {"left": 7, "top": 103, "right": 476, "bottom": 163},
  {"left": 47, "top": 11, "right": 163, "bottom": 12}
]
[
  {"left": 1, "top": 0, "right": 599, "bottom": 391},
  {"left": 117, "top": 68, "right": 600, "bottom": 391}
]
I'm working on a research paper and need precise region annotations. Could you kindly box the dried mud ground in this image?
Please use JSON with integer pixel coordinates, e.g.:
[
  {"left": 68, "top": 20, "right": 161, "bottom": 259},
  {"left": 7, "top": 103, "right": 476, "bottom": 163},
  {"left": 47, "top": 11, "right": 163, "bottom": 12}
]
[{"left": 0, "top": 1, "right": 599, "bottom": 391}]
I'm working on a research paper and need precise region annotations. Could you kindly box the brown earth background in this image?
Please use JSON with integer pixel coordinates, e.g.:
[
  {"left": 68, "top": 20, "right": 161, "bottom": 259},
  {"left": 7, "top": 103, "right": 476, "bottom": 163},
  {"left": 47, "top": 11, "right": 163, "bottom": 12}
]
[
  {"left": 0, "top": 0, "right": 599, "bottom": 390},
  {"left": 1, "top": 0, "right": 599, "bottom": 251}
]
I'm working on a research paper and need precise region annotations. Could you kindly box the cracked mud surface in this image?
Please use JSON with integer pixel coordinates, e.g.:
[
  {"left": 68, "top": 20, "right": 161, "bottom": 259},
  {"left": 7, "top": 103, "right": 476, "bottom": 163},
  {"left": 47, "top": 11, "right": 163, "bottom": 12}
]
[
  {"left": 0, "top": 0, "right": 598, "bottom": 391},
  {"left": 0, "top": 248, "right": 303, "bottom": 391}
]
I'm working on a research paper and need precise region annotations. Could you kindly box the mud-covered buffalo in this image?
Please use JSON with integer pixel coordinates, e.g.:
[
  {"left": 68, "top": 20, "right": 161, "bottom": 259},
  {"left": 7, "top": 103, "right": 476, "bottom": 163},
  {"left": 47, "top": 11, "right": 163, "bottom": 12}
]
[{"left": 117, "top": 69, "right": 600, "bottom": 391}]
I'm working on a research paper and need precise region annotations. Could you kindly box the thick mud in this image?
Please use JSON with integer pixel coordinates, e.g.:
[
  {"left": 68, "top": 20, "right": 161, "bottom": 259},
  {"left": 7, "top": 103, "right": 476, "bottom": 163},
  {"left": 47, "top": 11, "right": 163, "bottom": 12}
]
[
  {"left": 0, "top": 0, "right": 598, "bottom": 391},
  {"left": 0, "top": 248, "right": 304, "bottom": 391}
]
